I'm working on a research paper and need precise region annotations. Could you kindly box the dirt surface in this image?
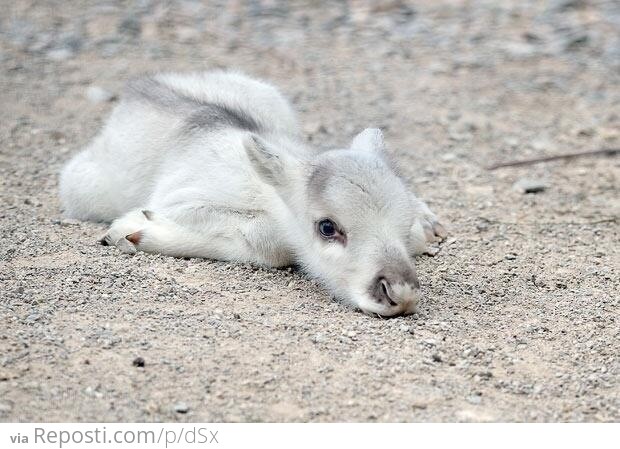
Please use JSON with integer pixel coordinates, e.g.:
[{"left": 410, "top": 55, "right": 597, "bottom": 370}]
[{"left": 1, "top": 0, "right": 619, "bottom": 422}]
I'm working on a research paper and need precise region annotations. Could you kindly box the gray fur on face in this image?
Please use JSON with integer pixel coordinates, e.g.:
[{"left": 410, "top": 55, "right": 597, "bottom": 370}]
[
  {"left": 307, "top": 154, "right": 378, "bottom": 205},
  {"left": 307, "top": 163, "right": 333, "bottom": 201},
  {"left": 307, "top": 150, "right": 406, "bottom": 213},
  {"left": 374, "top": 249, "right": 419, "bottom": 288},
  {"left": 125, "top": 76, "right": 261, "bottom": 133}
]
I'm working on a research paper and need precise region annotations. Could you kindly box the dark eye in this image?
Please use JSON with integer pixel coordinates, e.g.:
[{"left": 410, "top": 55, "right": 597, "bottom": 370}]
[{"left": 318, "top": 219, "right": 337, "bottom": 238}]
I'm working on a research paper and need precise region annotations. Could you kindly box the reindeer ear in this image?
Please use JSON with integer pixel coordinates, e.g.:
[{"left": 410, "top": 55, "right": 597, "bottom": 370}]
[
  {"left": 350, "top": 128, "right": 385, "bottom": 153},
  {"left": 244, "top": 134, "right": 285, "bottom": 185}
]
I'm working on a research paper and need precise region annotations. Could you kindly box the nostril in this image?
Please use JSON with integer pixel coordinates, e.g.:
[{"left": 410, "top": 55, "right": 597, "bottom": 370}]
[
  {"left": 379, "top": 278, "right": 389, "bottom": 296},
  {"left": 376, "top": 277, "right": 398, "bottom": 306}
]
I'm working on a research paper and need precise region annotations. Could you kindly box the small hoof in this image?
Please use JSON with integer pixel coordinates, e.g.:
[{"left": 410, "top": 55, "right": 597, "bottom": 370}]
[
  {"left": 116, "top": 237, "right": 137, "bottom": 254},
  {"left": 125, "top": 231, "right": 142, "bottom": 245},
  {"left": 99, "top": 233, "right": 112, "bottom": 246},
  {"left": 433, "top": 222, "right": 448, "bottom": 240},
  {"left": 423, "top": 220, "right": 447, "bottom": 243},
  {"left": 424, "top": 246, "right": 441, "bottom": 257}
]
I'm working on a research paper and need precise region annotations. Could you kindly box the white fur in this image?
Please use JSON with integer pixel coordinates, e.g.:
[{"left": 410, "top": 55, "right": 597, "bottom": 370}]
[{"left": 60, "top": 71, "right": 445, "bottom": 316}]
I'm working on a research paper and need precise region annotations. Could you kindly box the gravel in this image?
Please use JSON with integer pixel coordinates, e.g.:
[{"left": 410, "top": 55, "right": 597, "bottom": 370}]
[
  {"left": 0, "top": 0, "right": 618, "bottom": 423},
  {"left": 132, "top": 357, "right": 145, "bottom": 368},
  {"left": 173, "top": 403, "right": 190, "bottom": 414},
  {"left": 46, "top": 48, "right": 75, "bottom": 61},
  {"left": 512, "top": 178, "right": 549, "bottom": 194},
  {"left": 85, "top": 86, "right": 116, "bottom": 104}
]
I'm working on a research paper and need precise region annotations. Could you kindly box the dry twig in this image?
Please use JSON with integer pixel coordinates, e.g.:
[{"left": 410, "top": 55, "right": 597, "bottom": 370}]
[{"left": 487, "top": 148, "right": 619, "bottom": 170}]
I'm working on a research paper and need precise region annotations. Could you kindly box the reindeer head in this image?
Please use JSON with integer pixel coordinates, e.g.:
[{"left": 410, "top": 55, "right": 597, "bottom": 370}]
[{"left": 244, "top": 128, "right": 422, "bottom": 317}]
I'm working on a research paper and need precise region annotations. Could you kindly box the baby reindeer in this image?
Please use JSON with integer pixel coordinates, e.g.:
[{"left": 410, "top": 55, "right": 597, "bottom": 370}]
[{"left": 60, "top": 71, "right": 446, "bottom": 317}]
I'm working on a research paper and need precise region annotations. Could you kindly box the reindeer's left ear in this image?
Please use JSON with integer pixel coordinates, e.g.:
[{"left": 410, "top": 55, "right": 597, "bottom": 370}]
[
  {"left": 350, "top": 128, "right": 385, "bottom": 154},
  {"left": 244, "top": 134, "right": 285, "bottom": 185}
]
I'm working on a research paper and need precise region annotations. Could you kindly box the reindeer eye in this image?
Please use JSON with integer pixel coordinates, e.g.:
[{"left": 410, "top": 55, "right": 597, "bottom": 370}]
[{"left": 318, "top": 219, "right": 337, "bottom": 238}]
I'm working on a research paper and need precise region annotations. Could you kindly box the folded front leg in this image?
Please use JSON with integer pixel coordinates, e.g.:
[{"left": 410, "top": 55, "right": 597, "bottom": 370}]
[{"left": 100, "top": 207, "right": 293, "bottom": 267}]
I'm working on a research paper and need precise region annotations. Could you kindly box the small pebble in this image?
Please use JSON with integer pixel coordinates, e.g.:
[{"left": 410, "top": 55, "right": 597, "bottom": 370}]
[
  {"left": 466, "top": 395, "right": 482, "bottom": 405},
  {"left": 311, "top": 334, "right": 325, "bottom": 344},
  {"left": 174, "top": 402, "right": 189, "bottom": 414},
  {"left": 132, "top": 357, "right": 145, "bottom": 368},
  {"left": 512, "top": 178, "right": 548, "bottom": 194},
  {"left": 60, "top": 218, "right": 80, "bottom": 226},
  {"left": 46, "top": 48, "right": 75, "bottom": 61},
  {"left": 441, "top": 152, "right": 457, "bottom": 162},
  {"left": 86, "top": 86, "right": 116, "bottom": 104}
]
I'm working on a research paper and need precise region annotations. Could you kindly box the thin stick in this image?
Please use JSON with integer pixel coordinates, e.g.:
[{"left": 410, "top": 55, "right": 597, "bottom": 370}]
[{"left": 487, "top": 148, "right": 619, "bottom": 170}]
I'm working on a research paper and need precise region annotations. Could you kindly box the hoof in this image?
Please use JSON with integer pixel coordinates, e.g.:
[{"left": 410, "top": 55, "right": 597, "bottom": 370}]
[{"left": 125, "top": 231, "right": 142, "bottom": 245}]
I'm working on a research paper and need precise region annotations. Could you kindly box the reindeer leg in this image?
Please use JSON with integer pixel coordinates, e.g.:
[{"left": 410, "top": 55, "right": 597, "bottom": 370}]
[
  {"left": 100, "top": 207, "right": 292, "bottom": 267},
  {"left": 408, "top": 196, "right": 447, "bottom": 256}
]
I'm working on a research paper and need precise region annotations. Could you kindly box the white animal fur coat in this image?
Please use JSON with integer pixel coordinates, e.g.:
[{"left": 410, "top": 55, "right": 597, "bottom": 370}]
[{"left": 60, "top": 71, "right": 446, "bottom": 317}]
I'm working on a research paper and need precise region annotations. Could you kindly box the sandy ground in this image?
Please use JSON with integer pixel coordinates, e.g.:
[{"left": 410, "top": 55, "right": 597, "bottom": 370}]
[{"left": 0, "top": 0, "right": 619, "bottom": 422}]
